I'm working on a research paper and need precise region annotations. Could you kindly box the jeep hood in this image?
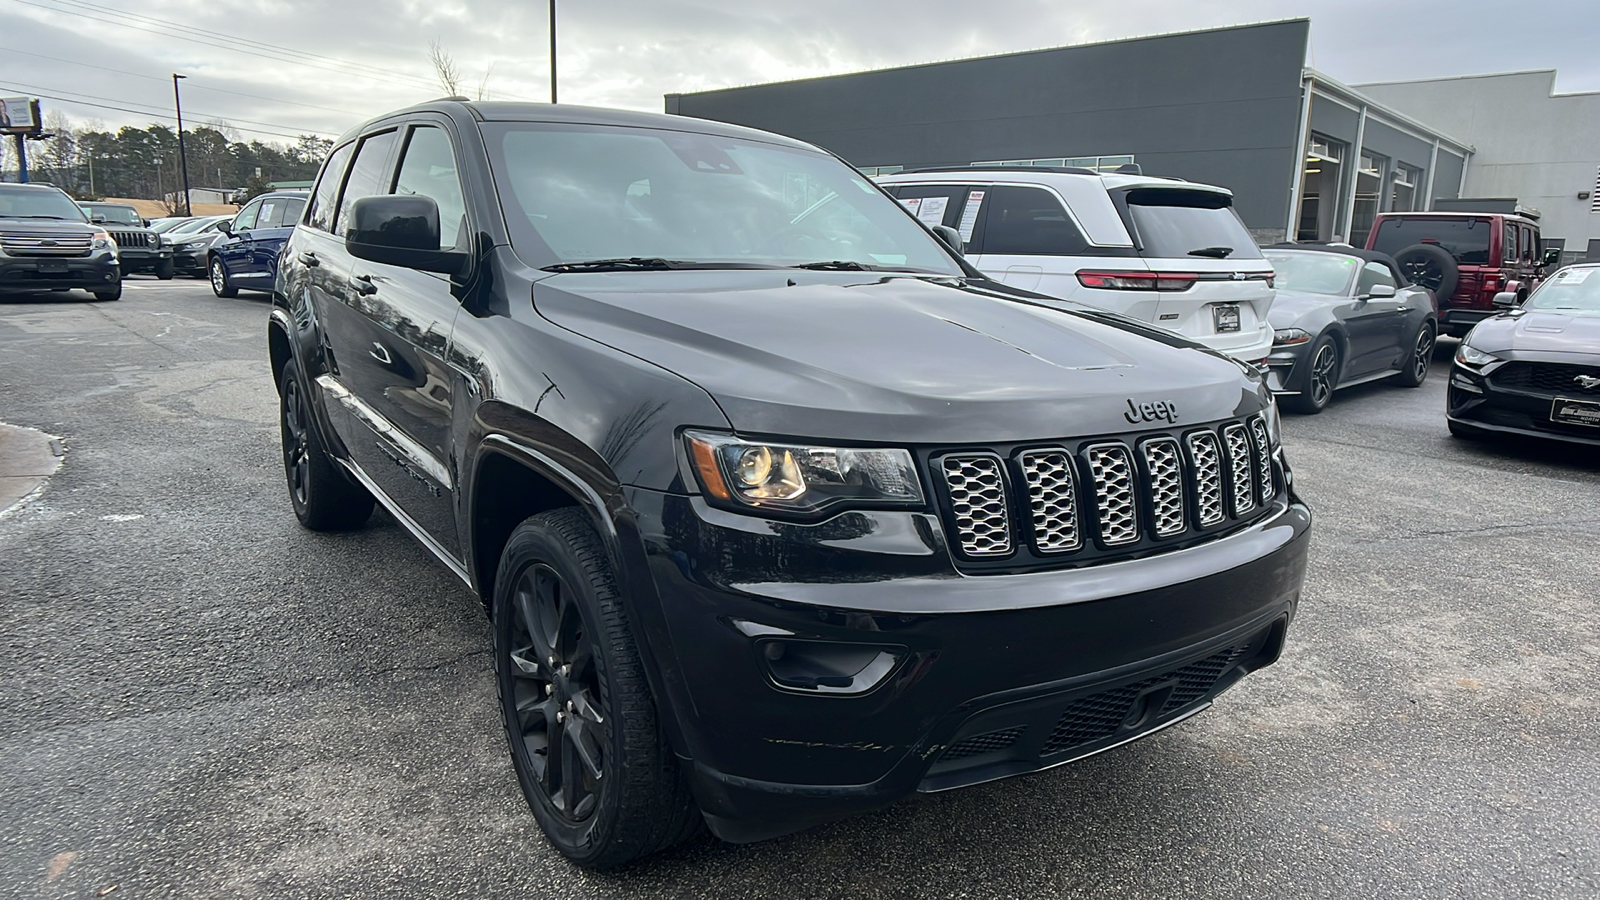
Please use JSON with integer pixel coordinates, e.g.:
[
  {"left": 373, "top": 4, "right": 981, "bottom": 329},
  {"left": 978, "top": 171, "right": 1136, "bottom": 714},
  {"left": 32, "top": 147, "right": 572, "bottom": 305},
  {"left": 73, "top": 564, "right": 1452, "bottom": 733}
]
[
  {"left": 533, "top": 271, "right": 1263, "bottom": 443},
  {"left": 1467, "top": 311, "right": 1600, "bottom": 355}
]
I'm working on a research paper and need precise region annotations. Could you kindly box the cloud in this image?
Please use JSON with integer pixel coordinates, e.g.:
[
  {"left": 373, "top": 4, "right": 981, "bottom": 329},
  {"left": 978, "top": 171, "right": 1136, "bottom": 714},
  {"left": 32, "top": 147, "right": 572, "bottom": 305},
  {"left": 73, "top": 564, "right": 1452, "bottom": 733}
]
[{"left": 2, "top": 0, "right": 1596, "bottom": 142}]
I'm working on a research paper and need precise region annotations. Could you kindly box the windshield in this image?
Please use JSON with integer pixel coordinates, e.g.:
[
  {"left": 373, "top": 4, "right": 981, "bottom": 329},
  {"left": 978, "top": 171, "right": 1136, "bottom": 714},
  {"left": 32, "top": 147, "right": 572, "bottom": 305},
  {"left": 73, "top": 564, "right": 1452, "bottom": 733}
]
[
  {"left": 1371, "top": 217, "right": 1491, "bottom": 265},
  {"left": 484, "top": 122, "right": 963, "bottom": 274},
  {"left": 167, "top": 217, "right": 217, "bottom": 235},
  {"left": 82, "top": 205, "right": 142, "bottom": 225},
  {"left": 149, "top": 218, "right": 187, "bottom": 233},
  {"left": 0, "top": 186, "right": 89, "bottom": 221},
  {"left": 1523, "top": 267, "right": 1600, "bottom": 317},
  {"left": 1123, "top": 188, "right": 1262, "bottom": 260},
  {"left": 1263, "top": 251, "right": 1358, "bottom": 296}
]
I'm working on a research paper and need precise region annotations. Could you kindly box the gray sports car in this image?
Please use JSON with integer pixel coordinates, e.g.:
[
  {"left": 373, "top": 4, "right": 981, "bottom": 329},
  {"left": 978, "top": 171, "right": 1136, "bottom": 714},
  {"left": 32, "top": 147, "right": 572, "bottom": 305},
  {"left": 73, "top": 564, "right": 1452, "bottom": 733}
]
[{"left": 1262, "top": 245, "right": 1438, "bottom": 414}]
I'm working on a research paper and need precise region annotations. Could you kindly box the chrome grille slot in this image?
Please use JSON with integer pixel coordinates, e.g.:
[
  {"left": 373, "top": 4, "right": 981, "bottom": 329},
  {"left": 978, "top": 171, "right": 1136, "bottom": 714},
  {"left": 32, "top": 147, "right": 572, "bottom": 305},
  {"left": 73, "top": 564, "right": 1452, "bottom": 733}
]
[
  {"left": 1141, "top": 438, "right": 1186, "bottom": 537},
  {"left": 1019, "top": 449, "right": 1080, "bottom": 553},
  {"left": 1249, "top": 416, "right": 1273, "bottom": 505},
  {"left": 939, "top": 455, "right": 1012, "bottom": 557},
  {"left": 1085, "top": 444, "right": 1138, "bottom": 546},
  {"left": 0, "top": 230, "right": 94, "bottom": 257},
  {"left": 1185, "top": 431, "right": 1225, "bottom": 527},
  {"left": 1223, "top": 424, "right": 1255, "bottom": 517}
]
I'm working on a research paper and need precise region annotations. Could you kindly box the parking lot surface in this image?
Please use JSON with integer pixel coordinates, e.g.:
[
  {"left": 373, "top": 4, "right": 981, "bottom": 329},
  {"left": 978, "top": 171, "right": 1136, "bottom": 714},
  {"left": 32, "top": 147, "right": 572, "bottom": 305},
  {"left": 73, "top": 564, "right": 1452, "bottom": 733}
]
[{"left": 3, "top": 280, "right": 1598, "bottom": 899}]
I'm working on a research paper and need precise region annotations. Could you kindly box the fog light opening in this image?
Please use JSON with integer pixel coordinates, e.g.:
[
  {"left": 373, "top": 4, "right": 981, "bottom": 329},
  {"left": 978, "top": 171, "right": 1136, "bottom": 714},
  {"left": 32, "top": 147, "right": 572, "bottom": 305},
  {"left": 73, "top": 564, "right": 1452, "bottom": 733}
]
[{"left": 755, "top": 638, "right": 904, "bottom": 695}]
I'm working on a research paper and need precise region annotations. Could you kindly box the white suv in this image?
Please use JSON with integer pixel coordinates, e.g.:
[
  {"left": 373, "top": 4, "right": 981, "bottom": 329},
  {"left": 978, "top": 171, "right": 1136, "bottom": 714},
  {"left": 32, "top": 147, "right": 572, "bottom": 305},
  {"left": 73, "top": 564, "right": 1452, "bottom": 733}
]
[{"left": 876, "top": 167, "right": 1275, "bottom": 362}]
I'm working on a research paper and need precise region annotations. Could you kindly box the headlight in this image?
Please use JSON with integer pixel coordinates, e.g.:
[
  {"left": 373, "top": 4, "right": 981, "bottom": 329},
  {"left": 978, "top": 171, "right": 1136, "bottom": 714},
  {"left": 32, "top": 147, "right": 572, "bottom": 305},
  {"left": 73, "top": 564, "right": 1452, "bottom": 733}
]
[
  {"left": 1273, "top": 328, "right": 1312, "bottom": 346},
  {"left": 90, "top": 229, "right": 113, "bottom": 250},
  {"left": 1455, "top": 343, "right": 1501, "bottom": 367},
  {"left": 686, "top": 431, "right": 924, "bottom": 516}
]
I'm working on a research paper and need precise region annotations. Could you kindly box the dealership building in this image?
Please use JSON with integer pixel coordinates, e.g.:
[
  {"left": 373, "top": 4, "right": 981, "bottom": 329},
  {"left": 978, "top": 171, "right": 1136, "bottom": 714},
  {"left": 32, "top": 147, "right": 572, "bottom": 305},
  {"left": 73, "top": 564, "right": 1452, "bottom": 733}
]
[{"left": 666, "top": 20, "right": 1599, "bottom": 261}]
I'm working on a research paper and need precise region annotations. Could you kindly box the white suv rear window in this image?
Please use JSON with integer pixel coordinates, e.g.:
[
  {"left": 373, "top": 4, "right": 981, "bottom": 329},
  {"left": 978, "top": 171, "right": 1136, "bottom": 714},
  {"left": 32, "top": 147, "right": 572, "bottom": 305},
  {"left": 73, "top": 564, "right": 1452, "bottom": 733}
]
[{"left": 1125, "top": 188, "right": 1261, "bottom": 260}]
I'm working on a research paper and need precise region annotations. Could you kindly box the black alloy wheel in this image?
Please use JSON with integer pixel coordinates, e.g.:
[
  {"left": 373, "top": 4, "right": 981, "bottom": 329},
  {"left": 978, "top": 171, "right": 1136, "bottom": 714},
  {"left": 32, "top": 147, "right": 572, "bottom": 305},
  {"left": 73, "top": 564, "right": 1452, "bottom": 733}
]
[
  {"left": 277, "top": 361, "right": 373, "bottom": 530},
  {"left": 507, "top": 562, "right": 607, "bottom": 823},
  {"left": 493, "top": 509, "right": 700, "bottom": 869},
  {"left": 1285, "top": 336, "right": 1339, "bottom": 414},
  {"left": 1394, "top": 244, "right": 1459, "bottom": 300},
  {"left": 210, "top": 257, "right": 238, "bottom": 298},
  {"left": 1393, "top": 322, "right": 1435, "bottom": 388}
]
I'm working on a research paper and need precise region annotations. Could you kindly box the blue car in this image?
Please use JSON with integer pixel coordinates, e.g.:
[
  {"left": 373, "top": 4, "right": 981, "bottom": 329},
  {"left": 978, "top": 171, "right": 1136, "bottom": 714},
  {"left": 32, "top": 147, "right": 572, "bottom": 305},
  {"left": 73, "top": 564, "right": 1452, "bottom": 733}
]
[{"left": 209, "top": 190, "right": 308, "bottom": 297}]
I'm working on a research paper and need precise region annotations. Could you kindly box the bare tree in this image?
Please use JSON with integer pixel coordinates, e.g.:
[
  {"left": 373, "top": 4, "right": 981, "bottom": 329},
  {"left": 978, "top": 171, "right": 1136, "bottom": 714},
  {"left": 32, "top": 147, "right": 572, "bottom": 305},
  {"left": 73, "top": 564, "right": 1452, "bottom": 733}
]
[{"left": 429, "top": 38, "right": 463, "bottom": 96}]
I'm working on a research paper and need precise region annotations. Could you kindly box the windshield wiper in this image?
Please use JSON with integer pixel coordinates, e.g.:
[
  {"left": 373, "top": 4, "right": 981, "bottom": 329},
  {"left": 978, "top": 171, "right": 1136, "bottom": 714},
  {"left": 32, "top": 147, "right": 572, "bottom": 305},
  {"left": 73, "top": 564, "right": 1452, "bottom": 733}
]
[
  {"left": 9, "top": 214, "right": 68, "bottom": 220},
  {"left": 1187, "top": 246, "right": 1234, "bottom": 259},
  {"left": 542, "top": 257, "right": 685, "bottom": 272},
  {"left": 790, "top": 260, "right": 871, "bottom": 271}
]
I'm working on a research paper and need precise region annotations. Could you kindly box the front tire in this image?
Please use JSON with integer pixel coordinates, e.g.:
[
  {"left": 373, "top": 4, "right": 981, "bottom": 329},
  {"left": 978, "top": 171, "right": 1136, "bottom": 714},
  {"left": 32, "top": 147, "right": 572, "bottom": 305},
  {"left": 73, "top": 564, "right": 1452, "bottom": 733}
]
[
  {"left": 155, "top": 258, "right": 175, "bottom": 280},
  {"left": 91, "top": 283, "right": 122, "bottom": 301},
  {"left": 1392, "top": 321, "right": 1435, "bottom": 388},
  {"left": 210, "top": 257, "right": 238, "bottom": 298},
  {"left": 494, "top": 509, "right": 700, "bottom": 870},
  {"left": 278, "top": 360, "right": 374, "bottom": 530},
  {"left": 1283, "top": 335, "right": 1339, "bottom": 415}
]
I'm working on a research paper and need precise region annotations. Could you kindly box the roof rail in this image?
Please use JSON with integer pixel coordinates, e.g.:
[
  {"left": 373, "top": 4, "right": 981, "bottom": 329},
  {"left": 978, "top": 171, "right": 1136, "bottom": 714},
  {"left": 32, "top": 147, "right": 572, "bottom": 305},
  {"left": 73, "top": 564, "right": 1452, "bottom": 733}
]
[{"left": 898, "top": 165, "right": 1100, "bottom": 176}]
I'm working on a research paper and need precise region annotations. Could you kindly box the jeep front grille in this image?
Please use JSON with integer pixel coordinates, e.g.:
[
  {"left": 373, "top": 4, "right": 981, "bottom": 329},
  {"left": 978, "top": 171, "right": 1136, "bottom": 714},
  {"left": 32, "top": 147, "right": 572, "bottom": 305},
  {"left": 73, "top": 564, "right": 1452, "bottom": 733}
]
[
  {"left": 1186, "top": 431, "right": 1225, "bottom": 527},
  {"left": 1086, "top": 444, "right": 1138, "bottom": 546},
  {"left": 939, "top": 455, "right": 1011, "bottom": 557},
  {"left": 1141, "top": 438, "right": 1187, "bottom": 538},
  {"left": 1222, "top": 424, "right": 1255, "bottom": 517},
  {"left": 108, "top": 230, "right": 152, "bottom": 248},
  {"left": 934, "top": 416, "right": 1276, "bottom": 567},
  {"left": 1019, "top": 449, "right": 1080, "bottom": 552}
]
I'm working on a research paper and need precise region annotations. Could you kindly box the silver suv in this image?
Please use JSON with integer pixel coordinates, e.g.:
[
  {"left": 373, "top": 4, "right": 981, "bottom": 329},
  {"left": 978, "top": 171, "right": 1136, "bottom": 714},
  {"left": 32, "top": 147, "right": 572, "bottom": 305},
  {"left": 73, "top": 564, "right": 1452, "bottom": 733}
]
[{"left": 876, "top": 167, "right": 1275, "bottom": 362}]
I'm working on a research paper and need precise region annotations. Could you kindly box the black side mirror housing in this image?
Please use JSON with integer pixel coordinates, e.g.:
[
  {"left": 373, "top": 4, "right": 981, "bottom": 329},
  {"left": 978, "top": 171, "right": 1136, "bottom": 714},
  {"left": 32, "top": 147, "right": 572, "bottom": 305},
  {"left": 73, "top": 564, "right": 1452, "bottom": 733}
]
[
  {"left": 218, "top": 220, "right": 233, "bottom": 236},
  {"left": 1491, "top": 291, "right": 1519, "bottom": 309},
  {"left": 931, "top": 224, "right": 965, "bottom": 256},
  {"left": 345, "top": 195, "right": 469, "bottom": 277},
  {"left": 1542, "top": 247, "right": 1562, "bottom": 266}
]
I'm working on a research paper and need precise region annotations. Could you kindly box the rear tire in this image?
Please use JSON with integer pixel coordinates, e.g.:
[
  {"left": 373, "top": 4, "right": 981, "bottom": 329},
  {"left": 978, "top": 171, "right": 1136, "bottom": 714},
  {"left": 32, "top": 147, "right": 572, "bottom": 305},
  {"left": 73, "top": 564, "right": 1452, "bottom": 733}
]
[
  {"left": 494, "top": 509, "right": 701, "bottom": 870},
  {"left": 1283, "top": 335, "right": 1339, "bottom": 415},
  {"left": 278, "top": 360, "right": 374, "bottom": 530},
  {"left": 210, "top": 257, "right": 238, "bottom": 298},
  {"left": 1392, "top": 322, "right": 1435, "bottom": 388}
]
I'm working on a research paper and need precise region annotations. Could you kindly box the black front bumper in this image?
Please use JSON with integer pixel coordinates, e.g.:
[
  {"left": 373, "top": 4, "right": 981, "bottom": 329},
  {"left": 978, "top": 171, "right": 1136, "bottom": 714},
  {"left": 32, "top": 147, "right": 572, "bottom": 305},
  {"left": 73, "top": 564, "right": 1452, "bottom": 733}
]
[
  {"left": 1448, "top": 359, "right": 1600, "bottom": 447},
  {"left": 173, "top": 247, "right": 209, "bottom": 273},
  {"left": 115, "top": 246, "right": 172, "bottom": 273},
  {"left": 1264, "top": 342, "right": 1310, "bottom": 394},
  {"left": 0, "top": 255, "right": 120, "bottom": 291},
  {"left": 626, "top": 487, "right": 1312, "bottom": 843}
]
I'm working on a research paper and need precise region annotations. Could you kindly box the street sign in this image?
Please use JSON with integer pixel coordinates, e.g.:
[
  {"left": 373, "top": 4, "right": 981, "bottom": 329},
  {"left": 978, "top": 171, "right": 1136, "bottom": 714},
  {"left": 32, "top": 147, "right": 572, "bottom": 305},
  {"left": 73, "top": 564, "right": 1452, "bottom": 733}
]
[{"left": 1, "top": 97, "right": 41, "bottom": 134}]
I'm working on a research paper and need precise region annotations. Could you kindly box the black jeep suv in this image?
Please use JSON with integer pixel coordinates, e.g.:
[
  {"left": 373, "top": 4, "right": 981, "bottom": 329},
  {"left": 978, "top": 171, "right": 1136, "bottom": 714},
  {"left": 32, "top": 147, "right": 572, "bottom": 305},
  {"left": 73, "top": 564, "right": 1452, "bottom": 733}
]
[
  {"left": 269, "top": 101, "right": 1311, "bottom": 869},
  {"left": 78, "top": 201, "right": 174, "bottom": 279}
]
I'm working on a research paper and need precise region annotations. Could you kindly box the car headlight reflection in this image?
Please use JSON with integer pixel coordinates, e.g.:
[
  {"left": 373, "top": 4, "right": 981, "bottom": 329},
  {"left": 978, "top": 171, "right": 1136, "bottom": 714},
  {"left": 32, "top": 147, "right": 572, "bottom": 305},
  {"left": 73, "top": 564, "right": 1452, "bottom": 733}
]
[
  {"left": 1273, "top": 328, "right": 1312, "bottom": 346},
  {"left": 1455, "top": 342, "right": 1501, "bottom": 367},
  {"left": 687, "top": 431, "right": 924, "bottom": 516}
]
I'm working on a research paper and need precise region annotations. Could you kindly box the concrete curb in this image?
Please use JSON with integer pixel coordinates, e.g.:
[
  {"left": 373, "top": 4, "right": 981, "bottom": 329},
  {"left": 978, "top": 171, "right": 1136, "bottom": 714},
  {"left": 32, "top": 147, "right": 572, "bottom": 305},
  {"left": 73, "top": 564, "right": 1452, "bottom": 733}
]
[{"left": 0, "top": 422, "right": 64, "bottom": 517}]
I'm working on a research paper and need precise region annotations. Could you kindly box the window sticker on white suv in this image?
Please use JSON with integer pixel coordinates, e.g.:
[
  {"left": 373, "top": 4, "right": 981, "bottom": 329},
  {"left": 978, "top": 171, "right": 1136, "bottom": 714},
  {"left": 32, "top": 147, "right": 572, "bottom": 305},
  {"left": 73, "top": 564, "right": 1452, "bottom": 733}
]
[
  {"left": 915, "top": 196, "right": 948, "bottom": 226},
  {"left": 958, "top": 190, "right": 985, "bottom": 241},
  {"left": 899, "top": 197, "right": 923, "bottom": 215}
]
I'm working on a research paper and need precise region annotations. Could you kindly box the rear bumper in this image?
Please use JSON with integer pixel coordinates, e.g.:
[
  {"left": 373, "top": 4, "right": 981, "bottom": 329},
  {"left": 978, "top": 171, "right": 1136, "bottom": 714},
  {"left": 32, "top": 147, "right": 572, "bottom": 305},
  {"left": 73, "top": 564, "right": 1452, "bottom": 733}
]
[
  {"left": 627, "top": 487, "right": 1311, "bottom": 842},
  {"left": 1440, "top": 308, "right": 1493, "bottom": 336},
  {"left": 0, "top": 255, "right": 120, "bottom": 290},
  {"left": 1196, "top": 323, "right": 1274, "bottom": 363}
]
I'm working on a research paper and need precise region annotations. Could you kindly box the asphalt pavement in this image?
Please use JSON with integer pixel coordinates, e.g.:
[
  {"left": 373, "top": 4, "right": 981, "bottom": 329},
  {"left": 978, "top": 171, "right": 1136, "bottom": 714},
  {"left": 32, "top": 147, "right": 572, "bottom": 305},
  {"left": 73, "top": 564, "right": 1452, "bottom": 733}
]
[{"left": 2, "top": 279, "right": 1598, "bottom": 899}]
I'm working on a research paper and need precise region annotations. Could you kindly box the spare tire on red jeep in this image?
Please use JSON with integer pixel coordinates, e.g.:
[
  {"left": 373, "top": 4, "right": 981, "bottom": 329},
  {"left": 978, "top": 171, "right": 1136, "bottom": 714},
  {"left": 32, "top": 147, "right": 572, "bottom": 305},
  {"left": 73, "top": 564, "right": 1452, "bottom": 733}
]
[{"left": 1394, "top": 243, "right": 1458, "bottom": 300}]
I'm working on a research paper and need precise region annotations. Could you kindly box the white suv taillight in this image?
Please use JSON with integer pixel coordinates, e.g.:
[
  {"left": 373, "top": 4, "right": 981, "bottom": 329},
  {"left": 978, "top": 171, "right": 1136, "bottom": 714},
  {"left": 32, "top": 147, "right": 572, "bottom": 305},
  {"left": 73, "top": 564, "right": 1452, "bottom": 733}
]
[{"left": 1076, "top": 270, "right": 1198, "bottom": 292}]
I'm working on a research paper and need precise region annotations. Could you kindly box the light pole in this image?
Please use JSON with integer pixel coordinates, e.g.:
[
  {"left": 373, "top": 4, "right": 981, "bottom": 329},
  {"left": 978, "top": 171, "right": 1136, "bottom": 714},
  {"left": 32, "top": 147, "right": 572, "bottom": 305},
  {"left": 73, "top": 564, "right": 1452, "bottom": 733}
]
[
  {"left": 549, "top": 0, "right": 557, "bottom": 104},
  {"left": 172, "top": 74, "right": 193, "bottom": 216}
]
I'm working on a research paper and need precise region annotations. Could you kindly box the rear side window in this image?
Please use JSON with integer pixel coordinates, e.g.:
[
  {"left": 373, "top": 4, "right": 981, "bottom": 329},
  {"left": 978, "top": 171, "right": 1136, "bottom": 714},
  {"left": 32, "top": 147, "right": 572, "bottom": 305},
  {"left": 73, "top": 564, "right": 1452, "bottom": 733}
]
[
  {"left": 256, "top": 197, "right": 285, "bottom": 229},
  {"left": 334, "top": 130, "right": 399, "bottom": 236},
  {"left": 281, "top": 197, "right": 306, "bottom": 227},
  {"left": 981, "top": 186, "right": 1089, "bottom": 256},
  {"left": 1123, "top": 188, "right": 1262, "bottom": 260},
  {"left": 306, "top": 142, "right": 355, "bottom": 233},
  {"left": 1371, "top": 217, "right": 1491, "bottom": 265}
]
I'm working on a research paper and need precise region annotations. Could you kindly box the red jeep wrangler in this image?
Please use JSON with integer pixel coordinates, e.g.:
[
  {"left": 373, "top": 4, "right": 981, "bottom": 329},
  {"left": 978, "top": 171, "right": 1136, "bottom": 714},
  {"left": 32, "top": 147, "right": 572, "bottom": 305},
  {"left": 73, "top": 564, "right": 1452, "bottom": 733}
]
[{"left": 1366, "top": 211, "right": 1559, "bottom": 338}]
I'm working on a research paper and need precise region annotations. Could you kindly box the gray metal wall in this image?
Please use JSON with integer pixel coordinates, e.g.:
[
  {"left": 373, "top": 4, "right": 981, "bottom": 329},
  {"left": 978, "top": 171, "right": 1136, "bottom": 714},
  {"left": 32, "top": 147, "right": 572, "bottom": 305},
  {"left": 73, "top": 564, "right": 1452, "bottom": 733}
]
[{"left": 667, "top": 21, "right": 1311, "bottom": 233}]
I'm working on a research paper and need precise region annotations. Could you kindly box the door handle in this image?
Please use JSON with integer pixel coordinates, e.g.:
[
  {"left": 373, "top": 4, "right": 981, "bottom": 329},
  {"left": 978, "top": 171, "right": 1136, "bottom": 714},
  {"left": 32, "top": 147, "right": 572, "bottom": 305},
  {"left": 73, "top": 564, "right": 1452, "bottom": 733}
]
[
  {"left": 298, "top": 251, "right": 319, "bottom": 267},
  {"left": 353, "top": 274, "right": 378, "bottom": 296},
  {"left": 369, "top": 342, "right": 393, "bottom": 365}
]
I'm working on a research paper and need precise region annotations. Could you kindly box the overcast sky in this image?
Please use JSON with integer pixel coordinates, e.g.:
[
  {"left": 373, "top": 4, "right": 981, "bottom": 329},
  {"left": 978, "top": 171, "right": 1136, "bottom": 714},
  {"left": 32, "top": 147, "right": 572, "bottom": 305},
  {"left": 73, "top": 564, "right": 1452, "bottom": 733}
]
[{"left": 3, "top": 0, "right": 1597, "bottom": 144}]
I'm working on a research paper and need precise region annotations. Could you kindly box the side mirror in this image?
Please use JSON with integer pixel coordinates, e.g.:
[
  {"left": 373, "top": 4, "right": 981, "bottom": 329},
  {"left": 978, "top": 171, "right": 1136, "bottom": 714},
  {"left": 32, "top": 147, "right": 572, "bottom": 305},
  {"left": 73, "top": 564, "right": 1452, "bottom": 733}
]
[
  {"left": 1542, "top": 247, "right": 1562, "bottom": 266},
  {"left": 345, "top": 194, "right": 469, "bottom": 277},
  {"left": 90, "top": 214, "right": 107, "bottom": 224},
  {"left": 931, "top": 224, "right": 965, "bottom": 256},
  {"left": 218, "top": 220, "right": 233, "bottom": 236},
  {"left": 1362, "top": 283, "right": 1397, "bottom": 300},
  {"left": 1491, "top": 291, "right": 1519, "bottom": 309}
]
